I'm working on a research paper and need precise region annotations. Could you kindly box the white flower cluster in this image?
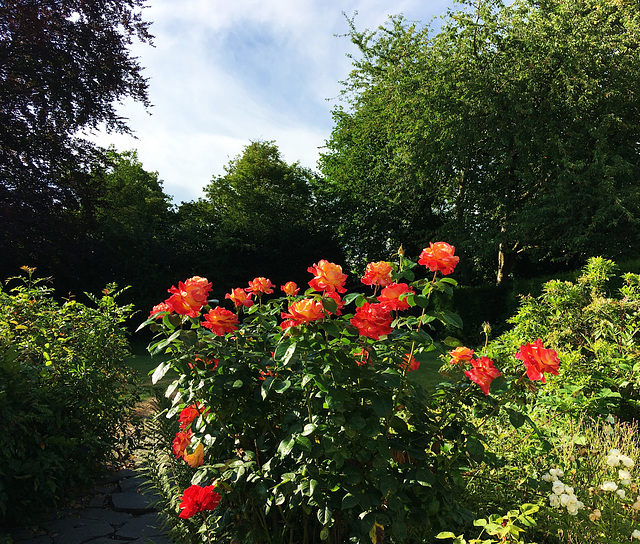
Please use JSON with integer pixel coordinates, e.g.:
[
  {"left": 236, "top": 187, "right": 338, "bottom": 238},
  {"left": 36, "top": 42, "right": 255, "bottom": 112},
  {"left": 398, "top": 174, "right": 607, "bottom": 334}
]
[
  {"left": 543, "top": 468, "right": 585, "bottom": 515},
  {"left": 606, "top": 448, "right": 635, "bottom": 469},
  {"left": 600, "top": 449, "right": 635, "bottom": 498},
  {"left": 632, "top": 529, "right": 640, "bottom": 540}
]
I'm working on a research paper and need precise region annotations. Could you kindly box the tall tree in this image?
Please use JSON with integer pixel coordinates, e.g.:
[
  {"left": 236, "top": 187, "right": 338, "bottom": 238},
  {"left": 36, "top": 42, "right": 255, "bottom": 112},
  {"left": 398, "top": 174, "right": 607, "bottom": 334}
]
[
  {"left": 320, "top": 0, "right": 640, "bottom": 283},
  {"left": 204, "top": 141, "right": 343, "bottom": 289},
  {"left": 0, "top": 0, "right": 153, "bottom": 281}
]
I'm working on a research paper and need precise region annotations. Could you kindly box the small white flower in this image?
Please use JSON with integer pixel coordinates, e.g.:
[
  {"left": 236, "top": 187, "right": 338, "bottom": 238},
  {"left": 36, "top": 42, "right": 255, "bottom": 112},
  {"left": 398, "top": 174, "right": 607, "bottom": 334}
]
[
  {"left": 601, "top": 480, "right": 618, "bottom": 492},
  {"left": 542, "top": 473, "right": 553, "bottom": 482},
  {"left": 549, "top": 468, "right": 564, "bottom": 478},
  {"left": 610, "top": 449, "right": 621, "bottom": 456},
  {"left": 621, "top": 455, "right": 635, "bottom": 469},
  {"left": 632, "top": 529, "right": 640, "bottom": 540},
  {"left": 564, "top": 485, "right": 574, "bottom": 495},
  {"left": 552, "top": 480, "right": 566, "bottom": 495},
  {"left": 617, "top": 489, "right": 626, "bottom": 499},
  {"left": 619, "top": 469, "right": 632, "bottom": 486},
  {"left": 633, "top": 498, "right": 640, "bottom": 511},
  {"left": 607, "top": 454, "right": 621, "bottom": 467},
  {"left": 606, "top": 414, "right": 616, "bottom": 424},
  {"left": 549, "top": 493, "right": 561, "bottom": 508}
]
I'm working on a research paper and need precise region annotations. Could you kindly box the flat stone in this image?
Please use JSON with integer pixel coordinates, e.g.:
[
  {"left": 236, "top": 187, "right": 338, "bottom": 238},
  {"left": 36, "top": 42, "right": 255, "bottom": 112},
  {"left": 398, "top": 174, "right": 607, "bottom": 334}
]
[
  {"left": 116, "top": 512, "right": 164, "bottom": 540},
  {"left": 78, "top": 507, "right": 132, "bottom": 525},
  {"left": 111, "top": 491, "right": 156, "bottom": 514},
  {"left": 51, "top": 519, "right": 114, "bottom": 544},
  {"left": 100, "top": 468, "right": 137, "bottom": 484},
  {"left": 119, "top": 474, "right": 149, "bottom": 493},
  {"left": 87, "top": 494, "right": 108, "bottom": 508},
  {"left": 9, "top": 535, "right": 52, "bottom": 544},
  {"left": 131, "top": 536, "right": 173, "bottom": 544}
]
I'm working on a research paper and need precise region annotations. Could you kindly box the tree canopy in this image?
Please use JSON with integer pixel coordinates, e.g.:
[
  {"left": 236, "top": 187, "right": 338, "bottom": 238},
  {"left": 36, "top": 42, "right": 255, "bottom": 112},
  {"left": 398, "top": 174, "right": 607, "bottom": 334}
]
[
  {"left": 0, "top": 0, "right": 153, "bottom": 282},
  {"left": 320, "top": 0, "right": 640, "bottom": 283}
]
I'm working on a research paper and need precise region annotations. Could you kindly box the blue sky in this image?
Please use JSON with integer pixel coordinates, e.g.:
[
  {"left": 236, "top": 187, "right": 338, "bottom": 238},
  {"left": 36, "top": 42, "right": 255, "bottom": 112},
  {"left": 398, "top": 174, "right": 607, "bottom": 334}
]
[{"left": 90, "top": 0, "right": 452, "bottom": 204}]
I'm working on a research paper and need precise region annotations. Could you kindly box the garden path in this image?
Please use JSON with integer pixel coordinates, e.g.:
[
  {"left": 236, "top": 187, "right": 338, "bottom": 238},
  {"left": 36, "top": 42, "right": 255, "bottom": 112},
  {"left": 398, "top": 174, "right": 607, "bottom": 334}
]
[{"left": 6, "top": 401, "right": 172, "bottom": 544}]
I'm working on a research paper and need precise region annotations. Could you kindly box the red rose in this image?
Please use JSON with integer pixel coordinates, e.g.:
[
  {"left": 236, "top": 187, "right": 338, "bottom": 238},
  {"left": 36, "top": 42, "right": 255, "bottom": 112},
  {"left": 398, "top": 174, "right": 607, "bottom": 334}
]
[
  {"left": 225, "top": 287, "right": 253, "bottom": 308},
  {"left": 202, "top": 307, "right": 239, "bottom": 336},
  {"left": 361, "top": 261, "right": 393, "bottom": 287},
  {"left": 418, "top": 242, "right": 459, "bottom": 276},
  {"left": 350, "top": 302, "right": 393, "bottom": 340},
  {"left": 464, "top": 356, "right": 501, "bottom": 395},
  {"left": 178, "top": 485, "right": 221, "bottom": 519},
  {"left": 377, "top": 283, "right": 414, "bottom": 311},
  {"left": 515, "top": 339, "right": 560, "bottom": 383},
  {"left": 308, "top": 260, "right": 347, "bottom": 293},
  {"left": 178, "top": 403, "right": 206, "bottom": 430},
  {"left": 324, "top": 291, "right": 345, "bottom": 315}
]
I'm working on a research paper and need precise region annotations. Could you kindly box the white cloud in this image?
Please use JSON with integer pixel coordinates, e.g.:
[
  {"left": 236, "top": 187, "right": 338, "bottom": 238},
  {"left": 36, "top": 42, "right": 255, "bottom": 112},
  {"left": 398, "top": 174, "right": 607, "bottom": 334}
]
[{"left": 90, "top": 0, "right": 451, "bottom": 204}]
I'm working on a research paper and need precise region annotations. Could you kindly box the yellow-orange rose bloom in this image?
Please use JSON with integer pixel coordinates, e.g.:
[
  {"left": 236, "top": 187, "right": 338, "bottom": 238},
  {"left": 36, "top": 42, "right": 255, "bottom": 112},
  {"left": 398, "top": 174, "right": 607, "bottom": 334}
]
[
  {"left": 281, "top": 298, "right": 325, "bottom": 329},
  {"left": 361, "top": 261, "right": 393, "bottom": 287},
  {"left": 418, "top": 242, "right": 459, "bottom": 276},
  {"left": 308, "top": 260, "right": 347, "bottom": 293}
]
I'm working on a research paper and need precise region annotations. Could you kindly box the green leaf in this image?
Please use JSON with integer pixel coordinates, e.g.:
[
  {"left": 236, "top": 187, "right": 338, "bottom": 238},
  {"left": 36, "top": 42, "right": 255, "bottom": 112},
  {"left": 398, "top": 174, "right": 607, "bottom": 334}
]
[
  {"left": 295, "top": 435, "right": 312, "bottom": 452},
  {"left": 508, "top": 408, "right": 526, "bottom": 429},
  {"left": 277, "top": 437, "right": 295, "bottom": 456},
  {"left": 343, "top": 292, "right": 362, "bottom": 305},
  {"left": 273, "top": 379, "right": 292, "bottom": 393},
  {"left": 151, "top": 361, "right": 171, "bottom": 385},
  {"left": 322, "top": 296, "right": 338, "bottom": 314},
  {"left": 439, "top": 310, "right": 463, "bottom": 329},
  {"left": 342, "top": 493, "right": 360, "bottom": 509}
]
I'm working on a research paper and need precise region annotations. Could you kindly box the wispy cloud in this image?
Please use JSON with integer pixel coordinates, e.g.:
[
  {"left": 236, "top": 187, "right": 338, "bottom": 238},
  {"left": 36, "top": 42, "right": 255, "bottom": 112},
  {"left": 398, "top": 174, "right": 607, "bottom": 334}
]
[{"left": 90, "top": 0, "right": 450, "bottom": 204}]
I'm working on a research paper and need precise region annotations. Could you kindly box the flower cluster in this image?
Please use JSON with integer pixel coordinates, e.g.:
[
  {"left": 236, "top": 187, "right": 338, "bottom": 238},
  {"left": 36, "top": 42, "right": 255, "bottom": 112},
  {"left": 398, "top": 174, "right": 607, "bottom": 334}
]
[
  {"left": 543, "top": 468, "right": 585, "bottom": 515},
  {"left": 150, "top": 276, "right": 212, "bottom": 319}
]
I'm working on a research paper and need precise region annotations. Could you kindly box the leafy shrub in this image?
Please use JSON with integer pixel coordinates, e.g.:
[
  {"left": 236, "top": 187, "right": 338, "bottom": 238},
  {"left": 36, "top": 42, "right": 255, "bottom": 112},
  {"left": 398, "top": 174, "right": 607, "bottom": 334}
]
[
  {"left": 486, "top": 257, "right": 640, "bottom": 419},
  {"left": 140, "top": 245, "right": 566, "bottom": 543},
  {"left": 0, "top": 268, "right": 140, "bottom": 524}
]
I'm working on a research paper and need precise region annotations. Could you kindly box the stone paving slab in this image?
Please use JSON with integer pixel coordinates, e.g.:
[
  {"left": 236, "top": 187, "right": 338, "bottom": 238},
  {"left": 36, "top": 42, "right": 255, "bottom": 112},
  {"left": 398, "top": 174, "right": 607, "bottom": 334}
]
[{"left": 6, "top": 457, "right": 173, "bottom": 544}]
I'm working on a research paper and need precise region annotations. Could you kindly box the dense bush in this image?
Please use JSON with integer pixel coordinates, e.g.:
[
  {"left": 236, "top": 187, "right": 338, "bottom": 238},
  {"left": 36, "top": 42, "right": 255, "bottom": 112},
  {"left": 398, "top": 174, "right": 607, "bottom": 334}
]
[{"left": 0, "top": 268, "right": 140, "bottom": 524}]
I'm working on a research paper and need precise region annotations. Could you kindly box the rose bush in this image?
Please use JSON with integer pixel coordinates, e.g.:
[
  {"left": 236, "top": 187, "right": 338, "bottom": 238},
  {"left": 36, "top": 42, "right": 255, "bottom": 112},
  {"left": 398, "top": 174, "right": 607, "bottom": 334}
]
[{"left": 140, "top": 243, "right": 562, "bottom": 543}]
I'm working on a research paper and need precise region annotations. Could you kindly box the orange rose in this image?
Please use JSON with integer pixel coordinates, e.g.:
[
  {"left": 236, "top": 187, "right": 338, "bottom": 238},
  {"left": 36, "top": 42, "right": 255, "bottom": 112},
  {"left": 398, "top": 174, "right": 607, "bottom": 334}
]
[
  {"left": 353, "top": 347, "right": 372, "bottom": 366},
  {"left": 377, "top": 283, "right": 414, "bottom": 311},
  {"left": 464, "top": 357, "right": 501, "bottom": 395},
  {"left": 449, "top": 346, "right": 474, "bottom": 365},
  {"left": 361, "top": 261, "right": 393, "bottom": 287},
  {"left": 400, "top": 353, "right": 420, "bottom": 372},
  {"left": 202, "top": 307, "right": 239, "bottom": 336},
  {"left": 166, "top": 276, "right": 212, "bottom": 317},
  {"left": 149, "top": 302, "right": 172, "bottom": 319},
  {"left": 308, "top": 260, "right": 347, "bottom": 293},
  {"left": 246, "top": 277, "right": 274, "bottom": 295},
  {"left": 184, "top": 443, "right": 205, "bottom": 467},
  {"left": 350, "top": 302, "right": 393, "bottom": 340},
  {"left": 418, "top": 242, "right": 459, "bottom": 276},
  {"left": 172, "top": 429, "right": 193, "bottom": 459},
  {"left": 280, "top": 298, "right": 326, "bottom": 329},
  {"left": 281, "top": 281, "right": 300, "bottom": 296},
  {"left": 515, "top": 339, "right": 560, "bottom": 383},
  {"left": 225, "top": 287, "right": 253, "bottom": 308}
]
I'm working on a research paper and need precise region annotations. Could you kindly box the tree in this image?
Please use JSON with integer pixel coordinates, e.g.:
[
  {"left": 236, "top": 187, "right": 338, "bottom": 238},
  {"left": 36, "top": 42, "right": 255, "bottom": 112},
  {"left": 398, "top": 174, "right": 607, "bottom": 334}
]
[
  {"left": 204, "top": 141, "right": 343, "bottom": 289},
  {"left": 320, "top": 0, "right": 640, "bottom": 283},
  {"left": 0, "top": 0, "right": 153, "bottom": 281}
]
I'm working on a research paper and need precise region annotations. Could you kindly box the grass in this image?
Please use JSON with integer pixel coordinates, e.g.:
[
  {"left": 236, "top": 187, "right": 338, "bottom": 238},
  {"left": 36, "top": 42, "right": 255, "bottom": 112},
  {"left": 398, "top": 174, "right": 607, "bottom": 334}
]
[{"left": 126, "top": 353, "right": 175, "bottom": 400}]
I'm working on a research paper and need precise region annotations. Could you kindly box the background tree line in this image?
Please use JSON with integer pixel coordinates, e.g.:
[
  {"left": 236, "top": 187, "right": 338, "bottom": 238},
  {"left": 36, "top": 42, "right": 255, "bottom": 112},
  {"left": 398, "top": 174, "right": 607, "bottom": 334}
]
[{"left": 2, "top": 0, "right": 640, "bottom": 339}]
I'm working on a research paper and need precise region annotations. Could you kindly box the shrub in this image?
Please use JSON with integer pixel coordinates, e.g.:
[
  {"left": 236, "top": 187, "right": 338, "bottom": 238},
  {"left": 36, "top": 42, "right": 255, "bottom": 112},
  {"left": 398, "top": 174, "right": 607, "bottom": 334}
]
[
  {"left": 486, "top": 257, "right": 640, "bottom": 420},
  {"left": 140, "top": 246, "right": 566, "bottom": 543},
  {"left": 0, "top": 268, "right": 140, "bottom": 524}
]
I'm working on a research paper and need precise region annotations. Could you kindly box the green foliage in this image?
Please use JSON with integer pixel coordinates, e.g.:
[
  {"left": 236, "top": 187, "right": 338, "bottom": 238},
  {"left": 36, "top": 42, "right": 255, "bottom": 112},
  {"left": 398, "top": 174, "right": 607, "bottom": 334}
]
[
  {"left": 488, "top": 257, "right": 640, "bottom": 419},
  {"left": 320, "top": 0, "right": 640, "bottom": 283},
  {"left": 0, "top": 269, "right": 140, "bottom": 524}
]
